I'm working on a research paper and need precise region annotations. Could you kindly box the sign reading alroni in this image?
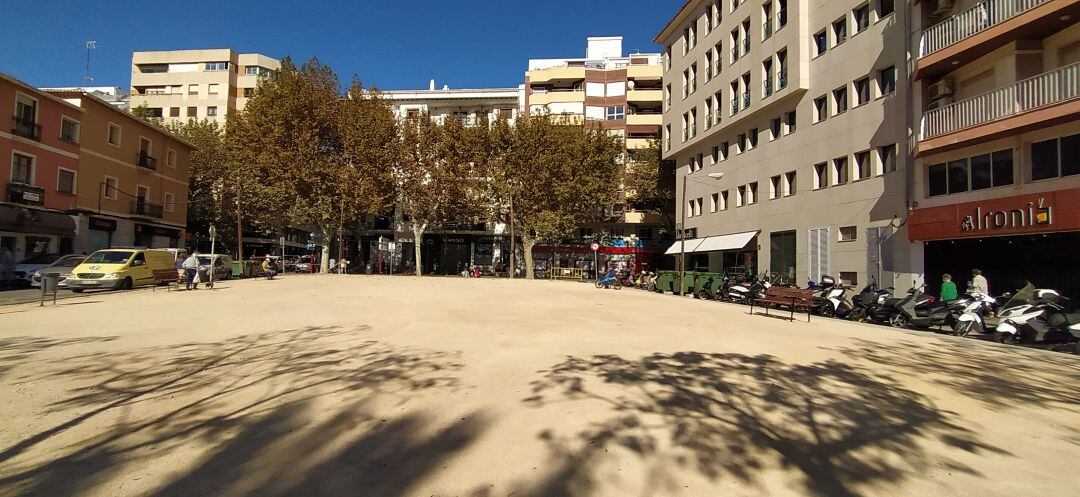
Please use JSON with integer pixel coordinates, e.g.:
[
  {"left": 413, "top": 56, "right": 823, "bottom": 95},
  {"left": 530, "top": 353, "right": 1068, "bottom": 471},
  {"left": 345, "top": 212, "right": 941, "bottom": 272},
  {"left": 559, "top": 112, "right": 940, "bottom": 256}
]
[{"left": 908, "top": 188, "right": 1080, "bottom": 241}]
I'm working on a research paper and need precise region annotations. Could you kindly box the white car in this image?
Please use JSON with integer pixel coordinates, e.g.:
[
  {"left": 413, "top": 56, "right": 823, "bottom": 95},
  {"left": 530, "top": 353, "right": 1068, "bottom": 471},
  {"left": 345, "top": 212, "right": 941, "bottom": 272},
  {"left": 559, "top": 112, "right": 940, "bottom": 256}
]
[
  {"left": 14, "top": 253, "right": 81, "bottom": 287},
  {"left": 30, "top": 254, "right": 87, "bottom": 288}
]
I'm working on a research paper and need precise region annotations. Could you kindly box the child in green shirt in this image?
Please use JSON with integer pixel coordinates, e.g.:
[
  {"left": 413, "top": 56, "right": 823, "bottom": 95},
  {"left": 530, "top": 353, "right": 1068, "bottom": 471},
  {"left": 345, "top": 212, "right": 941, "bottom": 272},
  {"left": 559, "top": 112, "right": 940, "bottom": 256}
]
[{"left": 940, "top": 273, "right": 958, "bottom": 301}]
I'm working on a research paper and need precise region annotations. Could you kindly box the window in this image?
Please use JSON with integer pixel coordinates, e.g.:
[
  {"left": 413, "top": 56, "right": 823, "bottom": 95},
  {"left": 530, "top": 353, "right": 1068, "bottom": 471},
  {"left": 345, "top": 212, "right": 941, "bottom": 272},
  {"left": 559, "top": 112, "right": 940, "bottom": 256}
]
[
  {"left": 711, "top": 145, "right": 720, "bottom": 164},
  {"left": 204, "top": 61, "right": 228, "bottom": 71},
  {"left": 720, "top": 190, "right": 729, "bottom": 210},
  {"left": 854, "top": 77, "right": 871, "bottom": 106},
  {"left": 833, "top": 156, "right": 849, "bottom": 185},
  {"left": 737, "top": 185, "right": 746, "bottom": 206},
  {"left": 207, "top": 106, "right": 218, "bottom": 117},
  {"left": 187, "top": 107, "right": 197, "bottom": 117},
  {"left": 992, "top": 149, "right": 1016, "bottom": 185},
  {"left": 814, "top": 31, "right": 827, "bottom": 56},
  {"left": 840, "top": 271, "right": 858, "bottom": 286},
  {"left": 770, "top": 117, "right": 782, "bottom": 140},
  {"left": 738, "top": 133, "right": 747, "bottom": 153},
  {"left": 748, "top": 182, "right": 758, "bottom": 204},
  {"left": 107, "top": 122, "right": 121, "bottom": 147},
  {"left": 770, "top": 175, "right": 781, "bottom": 199},
  {"left": 664, "top": 46, "right": 671, "bottom": 71},
  {"left": 208, "top": 83, "right": 220, "bottom": 95},
  {"left": 878, "top": 66, "right": 896, "bottom": 96},
  {"left": 1032, "top": 134, "right": 1080, "bottom": 180},
  {"left": 878, "top": 144, "right": 897, "bottom": 174},
  {"left": 785, "top": 110, "right": 797, "bottom": 134},
  {"left": 720, "top": 141, "right": 729, "bottom": 160},
  {"left": 928, "top": 163, "right": 947, "bottom": 196},
  {"left": 854, "top": 4, "right": 870, "bottom": 33},
  {"left": 57, "top": 168, "right": 76, "bottom": 194},
  {"left": 763, "top": 1, "right": 774, "bottom": 38},
  {"left": 665, "top": 84, "right": 671, "bottom": 109},
  {"left": 710, "top": 193, "right": 719, "bottom": 212},
  {"left": 877, "top": 0, "right": 894, "bottom": 18},
  {"left": 169, "top": 107, "right": 180, "bottom": 117},
  {"left": 814, "top": 96, "right": 828, "bottom": 122},
  {"left": 833, "top": 86, "right": 848, "bottom": 114},
  {"left": 833, "top": 17, "right": 847, "bottom": 45},
  {"left": 682, "top": 69, "right": 690, "bottom": 98},
  {"left": 705, "top": 52, "right": 714, "bottom": 80},
  {"left": 665, "top": 124, "right": 671, "bottom": 151},
  {"left": 690, "top": 108, "right": 697, "bottom": 137},
  {"left": 778, "top": 0, "right": 788, "bottom": 28},
  {"left": 167, "top": 148, "right": 177, "bottom": 169},
  {"left": 948, "top": 159, "right": 969, "bottom": 193},
  {"left": 164, "top": 192, "right": 175, "bottom": 212},
  {"left": 695, "top": 197, "right": 703, "bottom": 216},
  {"left": 606, "top": 105, "right": 625, "bottom": 120},
  {"left": 103, "top": 176, "right": 118, "bottom": 200},
  {"left": 188, "top": 84, "right": 199, "bottom": 95},
  {"left": 10, "top": 153, "right": 34, "bottom": 184},
  {"left": 690, "top": 63, "right": 698, "bottom": 93},
  {"left": 784, "top": 171, "right": 796, "bottom": 196},
  {"left": 855, "top": 150, "right": 871, "bottom": 180},
  {"left": 55, "top": 117, "right": 79, "bottom": 144},
  {"left": 689, "top": 23, "right": 697, "bottom": 50},
  {"left": 814, "top": 162, "right": 828, "bottom": 189},
  {"left": 839, "top": 226, "right": 858, "bottom": 242}
]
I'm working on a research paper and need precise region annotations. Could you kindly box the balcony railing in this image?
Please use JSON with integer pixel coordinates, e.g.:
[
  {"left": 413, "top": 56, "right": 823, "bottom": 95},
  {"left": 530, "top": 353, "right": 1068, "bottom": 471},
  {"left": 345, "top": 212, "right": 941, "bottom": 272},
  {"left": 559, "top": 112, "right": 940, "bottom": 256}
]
[
  {"left": 921, "top": 62, "right": 1080, "bottom": 140},
  {"left": 706, "top": 113, "right": 714, "bottom": 128},
  {"left": 764, "top": 78, "right": 774, "bottom": 97},
  {"left": 743, "top": 92, "right": 751, "bottom": 109},
  {"left": 682, "top": 128, "right": 689, "bottom": 142},
  {"left": 706, "top": 66, "right": 713, "bottom": 80},
  {"left": 138, "top": 152, "right": 158, "bottom": 170},
  {"left": 778, "top": 10, "right": 787, "bottom": 28},
  {"left": 731, "top": 98, "right": 740, "bottom": 115},
  {"left": 130, "top": 199, "right": 164, "bottom": 218},
  {"left": 6, "top": 182, "right": 45, "bottom": 206},
  {"left": 778, "top": 68, "right": 789, "bottom": 90},
  {"left": 743, "top": 38, "right": 750, "bottom": 54},
  {"left": 11, "top": 116, "right": 41, "bottom": 140},
  {"left": 715, "top": 108, "right": 722, "bottom": 124},
  {"left": 731, "top": 47, "right": 740, "bottom": 62},
  {"left": 763, "top": 21, "right": 774, "bottom": 40},
  {"left": 920, "top": 0, "right": 1050, "bottom": 58}
]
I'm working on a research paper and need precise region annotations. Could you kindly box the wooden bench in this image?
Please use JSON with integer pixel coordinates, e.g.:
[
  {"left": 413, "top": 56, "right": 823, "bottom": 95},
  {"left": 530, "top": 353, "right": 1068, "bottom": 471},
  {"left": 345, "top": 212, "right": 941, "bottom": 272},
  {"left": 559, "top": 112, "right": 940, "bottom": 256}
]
[
  {"left": 153, "top": 268, "right": 181, "bottom": 291},
  {"left": 750, "top": 286, "right": 815, "bottom": 322}
]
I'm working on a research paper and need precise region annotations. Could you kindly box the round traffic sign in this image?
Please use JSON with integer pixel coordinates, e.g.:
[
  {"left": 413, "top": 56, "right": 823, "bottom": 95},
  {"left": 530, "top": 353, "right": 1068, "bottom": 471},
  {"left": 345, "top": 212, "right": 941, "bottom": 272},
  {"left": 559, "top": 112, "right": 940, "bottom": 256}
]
[{"left": 590, "top": 243, "right": 600, "bottom": 251}]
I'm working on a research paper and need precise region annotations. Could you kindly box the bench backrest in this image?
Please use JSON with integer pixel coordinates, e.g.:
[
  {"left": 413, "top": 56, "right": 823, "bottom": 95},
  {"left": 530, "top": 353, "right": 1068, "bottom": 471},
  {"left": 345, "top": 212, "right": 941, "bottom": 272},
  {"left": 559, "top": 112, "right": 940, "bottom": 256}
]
[
  {"left": 153, "top": 268, "right": 179, "bottom": 283},
  {"left": 766, "top": 286, "right": 814, "bottom": 303}
]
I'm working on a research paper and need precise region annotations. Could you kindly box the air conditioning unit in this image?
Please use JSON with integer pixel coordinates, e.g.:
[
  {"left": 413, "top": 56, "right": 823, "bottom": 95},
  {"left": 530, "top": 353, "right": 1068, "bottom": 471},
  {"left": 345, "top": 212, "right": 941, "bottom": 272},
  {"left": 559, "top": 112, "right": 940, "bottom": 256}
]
[
  {"left": 927, "top": 96, "right": 954, "bottom": 110},
  {"left": 933, "top": 0, "right": 955, "bottom": 17},
  {"left": 928, "top": 78, "right": 954, "bottom": 101}
]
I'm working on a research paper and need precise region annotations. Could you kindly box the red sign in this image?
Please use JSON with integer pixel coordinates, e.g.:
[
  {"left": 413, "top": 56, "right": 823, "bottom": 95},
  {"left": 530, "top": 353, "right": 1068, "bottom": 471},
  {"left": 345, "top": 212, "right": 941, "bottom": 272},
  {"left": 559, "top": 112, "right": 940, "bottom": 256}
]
[
  {"left": 908, "top": 188, "right": 1080, "bottom": 241},
  {"left": 590, "top": 243, "right": 600, "bottom": 251}
]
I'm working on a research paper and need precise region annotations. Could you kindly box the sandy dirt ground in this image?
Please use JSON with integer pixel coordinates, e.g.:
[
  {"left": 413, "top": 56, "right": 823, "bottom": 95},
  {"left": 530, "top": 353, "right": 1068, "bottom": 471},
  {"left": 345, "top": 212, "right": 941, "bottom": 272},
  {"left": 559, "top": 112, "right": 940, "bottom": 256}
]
[{"left": 0, "top": 275, "right": 1077, "bottom": 497}]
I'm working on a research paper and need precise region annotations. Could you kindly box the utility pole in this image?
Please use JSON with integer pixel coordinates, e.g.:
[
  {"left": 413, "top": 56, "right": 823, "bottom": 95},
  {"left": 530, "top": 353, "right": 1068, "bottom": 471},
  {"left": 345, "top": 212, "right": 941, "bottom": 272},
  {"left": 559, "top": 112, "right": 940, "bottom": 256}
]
[
  {"left": 508, "top": 194, "right": 515, "bottom": 279},
  {"left": 84, "top": 41, "right": 98, "bottom": 83},
  {"left": 338, "top": 196, "right": 345, "bottom": 274},
  {"left": 235, "top": 189, "right": 244, "bottom": 261}
]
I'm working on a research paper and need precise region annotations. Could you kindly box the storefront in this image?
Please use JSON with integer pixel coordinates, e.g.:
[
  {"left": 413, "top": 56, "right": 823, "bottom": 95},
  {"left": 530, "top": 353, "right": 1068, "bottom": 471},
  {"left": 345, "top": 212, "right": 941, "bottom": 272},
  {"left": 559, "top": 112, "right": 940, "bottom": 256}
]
[
  {"left": 663, "top": 230, "right": 759, "bottom": 277},
  {"left": 0, "top": 205, "right": 76, "bottom": 260},
  {"left": 909, "top": 188, "right": 1080, "bottom": 297},
  {"left": 134, "top": 223, "right": 182, "bottom": 249}
]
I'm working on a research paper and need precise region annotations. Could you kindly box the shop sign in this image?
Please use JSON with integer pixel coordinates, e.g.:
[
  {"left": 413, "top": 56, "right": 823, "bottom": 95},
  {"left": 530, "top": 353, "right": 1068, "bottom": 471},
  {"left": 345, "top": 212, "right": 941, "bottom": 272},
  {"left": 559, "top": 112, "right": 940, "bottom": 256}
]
[
  {"left": 21, "top": 191, "right": 41, "bottom": 203},
  {"left": 444, "top": 237, "right": 467, "bottom": 244},
  {"left": 88, "top": 217, "right": 117, "bottom": 231},
  {"left": 135, "top": 224, "right": 180, "bottom": 238},
  {"left": 960, "top": 197, "right": 1052, "bottom": 233}
]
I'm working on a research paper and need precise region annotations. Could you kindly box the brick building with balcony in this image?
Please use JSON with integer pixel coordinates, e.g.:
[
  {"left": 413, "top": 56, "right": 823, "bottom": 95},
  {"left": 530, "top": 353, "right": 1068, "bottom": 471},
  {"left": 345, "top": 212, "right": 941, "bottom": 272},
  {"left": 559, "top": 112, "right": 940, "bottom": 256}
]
[
  {"left": 908, "top": 0, "right": 1080, "bottom": 296},
  {"left": 0, "top": 73, "right": 82, "bottom": 260}
]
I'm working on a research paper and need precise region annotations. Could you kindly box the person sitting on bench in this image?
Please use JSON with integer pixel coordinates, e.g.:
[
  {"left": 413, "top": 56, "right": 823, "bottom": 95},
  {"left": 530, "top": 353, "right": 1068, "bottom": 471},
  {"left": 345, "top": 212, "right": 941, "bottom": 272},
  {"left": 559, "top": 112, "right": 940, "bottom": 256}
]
[{"left": 262, "top": 256, "right": 277, "bottom": 280}]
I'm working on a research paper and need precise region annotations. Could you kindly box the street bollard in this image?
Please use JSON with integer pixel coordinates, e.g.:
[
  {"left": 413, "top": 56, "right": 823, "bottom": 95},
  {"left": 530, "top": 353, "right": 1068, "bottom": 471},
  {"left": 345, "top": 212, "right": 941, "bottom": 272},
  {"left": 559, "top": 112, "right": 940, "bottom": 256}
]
[{"left": 39, "top": 273, "right": 60, "bottom": 307}]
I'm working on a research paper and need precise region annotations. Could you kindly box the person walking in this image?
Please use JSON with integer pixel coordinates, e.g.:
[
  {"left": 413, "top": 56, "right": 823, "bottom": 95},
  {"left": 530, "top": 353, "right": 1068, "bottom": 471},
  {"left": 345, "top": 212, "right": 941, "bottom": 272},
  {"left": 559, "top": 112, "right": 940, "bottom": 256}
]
[
  {"left": 181, "top": 251, "right": 200, "bottom": 291},
  {"left": 940, "top": 273, "right": 958, "bottom": 302},
  {"left": 970, "top": 268, "right": 989, "bottom": 295}
]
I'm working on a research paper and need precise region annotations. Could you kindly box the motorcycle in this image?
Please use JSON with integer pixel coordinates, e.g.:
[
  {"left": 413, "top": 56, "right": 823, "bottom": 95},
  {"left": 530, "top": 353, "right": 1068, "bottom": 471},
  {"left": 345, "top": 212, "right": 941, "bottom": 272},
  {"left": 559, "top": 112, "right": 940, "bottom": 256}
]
[
  {"left": 728, "top": 274, "right": 770, "bottom": 304},
  {"left": 595, "top": 270, "right": 622, "bottom": 290},
  {"left": 994, "top": 283, "right": 1062, "bottom": 332},
  {"left": 889, "top": 286, "right": 951, "bottom": 329},
  {"left": 847, "top": 279, "right": 900, "bottom": 323},
  {"left": 810, "top": 276, "right": 852, "bottom": 318},
  {"left": 948, "top": 291, "right": 997, "bottom": 337},
  {"left": 696, "top": 274, "right": 720, "bottom": 300}
]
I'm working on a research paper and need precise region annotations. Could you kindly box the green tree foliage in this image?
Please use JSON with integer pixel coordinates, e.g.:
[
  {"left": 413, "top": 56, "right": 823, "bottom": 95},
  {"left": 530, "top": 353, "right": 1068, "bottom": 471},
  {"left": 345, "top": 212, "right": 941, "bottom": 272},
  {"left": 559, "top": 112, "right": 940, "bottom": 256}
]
[{"left": 625, "top": 137, "right": 675, "bottom": 234}]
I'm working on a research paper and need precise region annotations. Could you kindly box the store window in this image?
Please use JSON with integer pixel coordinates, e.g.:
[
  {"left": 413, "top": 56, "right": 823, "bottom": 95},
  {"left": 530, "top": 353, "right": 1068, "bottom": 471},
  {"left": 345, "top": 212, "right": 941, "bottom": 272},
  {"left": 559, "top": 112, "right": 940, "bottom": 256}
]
[{"left": 1032, "top": 134, "right": 1080, "bottom": 180}]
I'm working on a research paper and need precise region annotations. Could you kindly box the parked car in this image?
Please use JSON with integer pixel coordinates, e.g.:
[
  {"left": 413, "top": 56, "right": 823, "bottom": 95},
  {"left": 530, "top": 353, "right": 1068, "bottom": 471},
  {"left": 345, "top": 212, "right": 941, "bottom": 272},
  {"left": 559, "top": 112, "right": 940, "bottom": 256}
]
[
  {"left": 195, "top": 254, "right": 233, "bottom": 281},
  {"left": 13, "top": 253, "right": 79, "bottom": 287},
  {"left": 30, "top": 254, "right": 87, "bottom": 288},
  {"left": 66, "top": 249, "right": 177, "bottom": 292}
]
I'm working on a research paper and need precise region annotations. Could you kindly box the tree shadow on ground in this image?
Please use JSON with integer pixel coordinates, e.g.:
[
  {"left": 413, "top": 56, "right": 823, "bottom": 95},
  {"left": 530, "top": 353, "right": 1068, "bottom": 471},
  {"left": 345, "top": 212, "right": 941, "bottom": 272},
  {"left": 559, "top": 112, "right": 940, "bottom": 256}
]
[
  {"left": 829, "top": 338, "right": 1080, "bottom": 411},
  {"left": 0, "top": 335, "right": 118, "bottom": 378},
  {"left": 0, "top": 325, "right": 467, "bottom": 497},
  {"left": 521, "top": 352, "right": 1008, "bottom": 497}
]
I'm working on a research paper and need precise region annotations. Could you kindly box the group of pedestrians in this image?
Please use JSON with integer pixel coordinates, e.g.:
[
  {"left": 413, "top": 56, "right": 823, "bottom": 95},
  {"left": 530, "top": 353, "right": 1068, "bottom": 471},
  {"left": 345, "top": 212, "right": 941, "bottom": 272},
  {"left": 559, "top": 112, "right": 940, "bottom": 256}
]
[{"left": 939, "top": 268, "right": 989, "bottom": 302}]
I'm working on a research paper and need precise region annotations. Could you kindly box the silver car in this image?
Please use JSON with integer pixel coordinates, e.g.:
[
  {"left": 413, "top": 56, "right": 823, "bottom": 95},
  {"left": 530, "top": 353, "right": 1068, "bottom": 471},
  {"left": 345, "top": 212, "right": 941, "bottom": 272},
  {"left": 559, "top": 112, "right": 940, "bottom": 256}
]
[{"left": 29, "top": 254, "right": 87, "bottom": 288}]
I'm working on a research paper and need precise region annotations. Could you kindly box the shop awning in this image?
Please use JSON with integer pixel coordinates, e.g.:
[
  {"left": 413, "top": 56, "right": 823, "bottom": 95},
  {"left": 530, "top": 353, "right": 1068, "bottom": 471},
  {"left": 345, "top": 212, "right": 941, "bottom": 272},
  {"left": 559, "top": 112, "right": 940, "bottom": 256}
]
[
  {"left": 663, "top": 238, "right": 704, "bottom": 255},
  {"left": 693, "top": 230, "right": 759, "bottom": 252},
  {"left": 0, "top": 206, "right": 76, "bottom": 236}
]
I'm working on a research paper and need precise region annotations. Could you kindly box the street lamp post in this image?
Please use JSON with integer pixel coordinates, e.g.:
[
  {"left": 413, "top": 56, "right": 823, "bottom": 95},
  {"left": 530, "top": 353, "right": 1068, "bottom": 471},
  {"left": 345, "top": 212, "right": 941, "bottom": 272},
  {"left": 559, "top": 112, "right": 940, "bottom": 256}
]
[{"left": 678, "top": 172, "right": 725, "bottom": 296}]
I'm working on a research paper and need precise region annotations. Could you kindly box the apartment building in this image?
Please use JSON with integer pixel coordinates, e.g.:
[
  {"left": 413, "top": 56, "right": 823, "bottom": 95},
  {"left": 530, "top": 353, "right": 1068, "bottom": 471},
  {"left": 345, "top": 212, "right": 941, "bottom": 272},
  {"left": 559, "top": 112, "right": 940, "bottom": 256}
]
[
  {"left": 130, "top": 49, "right": 280, "bottom": 125},
  {"left": 907, "top": 0, "right": 1080, "bottom": 296},
  {"left": 657, "top": 0, "right": 915, "bottom": 288},
  {"left": 370, "top": 81, "right": 523, "bottom": 274},
  {"left": 48, "top": 89, "right": 194, "bottom": 252},
  {"left": 525, "top": 36, "right": 668, "bottom": 272},
  {"left": 1, "top": 74, "right": 83, "bottom": 259}
]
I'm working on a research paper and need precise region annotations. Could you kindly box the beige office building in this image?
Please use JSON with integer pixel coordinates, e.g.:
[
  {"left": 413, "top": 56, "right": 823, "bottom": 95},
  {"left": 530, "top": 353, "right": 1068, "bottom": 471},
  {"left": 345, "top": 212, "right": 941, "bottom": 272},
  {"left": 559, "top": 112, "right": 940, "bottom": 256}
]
[
  {"left": 129, "top": 49, "right": 280, "bottom": 125},
  {"left": 657, "top": 0, "right": 916, "bottom": 288}
]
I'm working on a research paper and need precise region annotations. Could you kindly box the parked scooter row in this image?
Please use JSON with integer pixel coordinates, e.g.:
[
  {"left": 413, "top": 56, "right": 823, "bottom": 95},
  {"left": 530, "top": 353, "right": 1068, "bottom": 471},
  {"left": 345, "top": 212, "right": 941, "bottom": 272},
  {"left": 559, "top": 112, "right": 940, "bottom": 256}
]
[{"left": 992, "top": 283, "right": 1080, "bottom": 354}]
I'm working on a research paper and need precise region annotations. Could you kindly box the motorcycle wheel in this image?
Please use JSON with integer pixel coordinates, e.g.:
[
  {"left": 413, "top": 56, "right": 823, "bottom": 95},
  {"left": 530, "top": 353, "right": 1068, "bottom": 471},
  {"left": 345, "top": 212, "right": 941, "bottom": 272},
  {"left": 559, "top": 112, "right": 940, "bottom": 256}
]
[
  {"left": 848, "top": 308, "right": 866, "bottom": 322},
  {"left": 595, "top": 281, "right": 603, "bottom": 289},
  {"left": 952, "top": 321, "right": 971, "bottom": 337},
  {"left": 991, "top": 330, "right": 1011, "bottom": 344},
  {"left": 614, "top": 281, "right": 622, "bottom": 290},
  {"left": 889, "top": 313, "right": 908, "bottom": 329},
  {"left": 820, "top": 305, "right": 835, "bottom": 318}
]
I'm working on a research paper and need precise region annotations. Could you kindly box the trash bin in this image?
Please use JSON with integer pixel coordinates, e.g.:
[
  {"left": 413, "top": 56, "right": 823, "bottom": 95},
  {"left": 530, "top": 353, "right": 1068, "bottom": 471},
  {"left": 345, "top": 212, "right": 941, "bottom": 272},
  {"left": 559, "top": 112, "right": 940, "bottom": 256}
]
[
  {"left": 656, "top": 271, "right": 676, "bottom": 293},
  {"left": 40, "top": 273, "right": 60, "bottom": 306},
  {"left": 231, "top": 261, "right": 246, "bottom": 279}
]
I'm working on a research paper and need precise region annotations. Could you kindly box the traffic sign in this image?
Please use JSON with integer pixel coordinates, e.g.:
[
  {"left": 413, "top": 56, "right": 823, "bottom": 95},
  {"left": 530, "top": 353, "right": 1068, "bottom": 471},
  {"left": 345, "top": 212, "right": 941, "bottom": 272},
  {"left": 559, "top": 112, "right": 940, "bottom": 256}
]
[{"left": 590, "top": 242, "right": 600, "bottom": 251}]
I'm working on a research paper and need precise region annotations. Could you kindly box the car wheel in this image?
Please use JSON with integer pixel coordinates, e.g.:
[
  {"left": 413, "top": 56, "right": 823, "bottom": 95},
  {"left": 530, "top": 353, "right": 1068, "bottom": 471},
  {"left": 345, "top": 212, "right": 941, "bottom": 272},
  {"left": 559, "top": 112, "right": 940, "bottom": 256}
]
[{"left": 120, "top": 278, "right": 133, "bottom": 290}]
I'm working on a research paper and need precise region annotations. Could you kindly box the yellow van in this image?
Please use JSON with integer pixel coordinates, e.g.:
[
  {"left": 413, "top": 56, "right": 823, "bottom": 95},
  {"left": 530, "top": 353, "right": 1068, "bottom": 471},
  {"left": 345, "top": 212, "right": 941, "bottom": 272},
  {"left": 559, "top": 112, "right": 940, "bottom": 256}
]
[{"left": 66, "top": 249, "right": 178, "bottom": 292}]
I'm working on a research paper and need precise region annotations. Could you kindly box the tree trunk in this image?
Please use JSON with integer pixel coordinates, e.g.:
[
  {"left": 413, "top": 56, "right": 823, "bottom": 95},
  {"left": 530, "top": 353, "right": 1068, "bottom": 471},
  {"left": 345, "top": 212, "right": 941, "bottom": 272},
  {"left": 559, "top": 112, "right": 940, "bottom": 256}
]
[
  {"left": 523, "top": 234, "right": 536, "bottom": 280},
  {"left": 412, "top": 222, "right": 426, "bottom": 277},
  {"left": 319, "top": 222, "right": 332, "bottom": 274}
]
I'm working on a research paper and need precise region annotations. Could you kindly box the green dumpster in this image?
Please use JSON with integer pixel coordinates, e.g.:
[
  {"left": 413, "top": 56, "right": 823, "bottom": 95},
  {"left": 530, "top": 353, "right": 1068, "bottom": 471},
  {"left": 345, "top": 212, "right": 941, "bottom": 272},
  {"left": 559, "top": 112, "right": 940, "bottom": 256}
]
[
  {"left": 230, "top": 260, "right": 262, "bottom": 278},
  {"left": 656, "top": 271, "right": 677, "bottom": 293},
  {"left": 231, "top": 261, "right": 245, "bottom": 278}
]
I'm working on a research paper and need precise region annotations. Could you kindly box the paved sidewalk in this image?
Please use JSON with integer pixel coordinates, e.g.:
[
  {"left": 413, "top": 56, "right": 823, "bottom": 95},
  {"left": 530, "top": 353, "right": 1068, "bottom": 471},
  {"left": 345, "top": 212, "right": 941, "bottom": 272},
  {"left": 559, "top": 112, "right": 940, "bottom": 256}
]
[{"left": 0, "top": 276, "right": 1077, "bottom": 497}]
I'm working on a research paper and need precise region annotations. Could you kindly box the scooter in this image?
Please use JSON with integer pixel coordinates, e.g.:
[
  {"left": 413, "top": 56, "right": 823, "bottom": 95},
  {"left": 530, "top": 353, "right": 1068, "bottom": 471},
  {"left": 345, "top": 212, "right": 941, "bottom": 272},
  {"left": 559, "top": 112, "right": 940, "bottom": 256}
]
[
  {"left": 727, "top": 275, "right": 769, "bottom": 304},
  {"left": 889, "top": 287, "right": 952, "bottom": 329},
  {"left": 695, "top": 274, "right": 719, "bottom": 300},
  {"left": 846, "top": 279, "right": 895, "bottom": 322},
  {"left": 949, "top": 291, "right": 997, "bottom": 337},
  {"left": 996, "top": 297, "right": 1080, "bottom": 352},
  {"left": 812, "top": 277, "right": 853, "bottom": 318},
  {"left": 994, "top": 283, "right": 1062, "bottom": 329},
  {"left": 595, "top": 270, "right": 622, "bottom": 290}
]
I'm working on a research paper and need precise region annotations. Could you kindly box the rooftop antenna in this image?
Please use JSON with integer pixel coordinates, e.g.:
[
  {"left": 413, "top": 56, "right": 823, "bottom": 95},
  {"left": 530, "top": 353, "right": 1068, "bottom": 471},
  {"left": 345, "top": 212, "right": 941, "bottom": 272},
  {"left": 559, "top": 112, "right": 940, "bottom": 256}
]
[{"left": 85, "top": 40, "right": 99, "bottom": 83}]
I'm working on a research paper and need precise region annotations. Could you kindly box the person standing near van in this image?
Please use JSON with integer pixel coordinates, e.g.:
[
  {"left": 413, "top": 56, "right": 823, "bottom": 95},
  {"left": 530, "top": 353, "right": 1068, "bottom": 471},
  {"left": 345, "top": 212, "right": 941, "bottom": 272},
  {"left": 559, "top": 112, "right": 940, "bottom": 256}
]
[
  {"left": 940, "top": 273, "right": 958, "bottom": 302},
  {"left": 181, "top": 251, "right": 200, "bottom": 291},
  {"left": 970, "top": 268, "right": 989, "bottom": 295}
]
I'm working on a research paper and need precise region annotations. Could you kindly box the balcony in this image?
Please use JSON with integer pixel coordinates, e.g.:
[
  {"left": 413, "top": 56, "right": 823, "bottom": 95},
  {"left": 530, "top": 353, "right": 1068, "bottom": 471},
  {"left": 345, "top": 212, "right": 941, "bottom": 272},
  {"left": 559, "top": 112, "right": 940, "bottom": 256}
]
[
  {"left": 130, "top": 199, "right": 164, "bottom": 218},
  {"left": 11, "top": 116, "right": 41, "bottom": 141},
  {"left": 526, "top": 65, "right": 587, "bottom": 84},
  {"left": 626, "top": 113, "right": 662, "bottom": 125},
  {"left": 920, "top": 0, "right": 1050, "bottom": 58},
  {"left": 528, "top": 89, "right": 584, "bottom": 106},
  {"left": 137, "top": 152, "right": 158, "bottom": 170},
  {"left": 6, "top": 182, "right": 45, "bottom": 207},
  {"left": 920, "top": 62, "right": 1080, "bottom": 144}
]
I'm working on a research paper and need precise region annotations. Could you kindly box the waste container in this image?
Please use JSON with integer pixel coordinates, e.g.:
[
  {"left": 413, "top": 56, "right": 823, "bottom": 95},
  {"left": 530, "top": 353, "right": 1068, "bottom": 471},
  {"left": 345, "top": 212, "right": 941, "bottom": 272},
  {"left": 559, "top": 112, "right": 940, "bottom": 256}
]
[
  {"left": 231, "top": 260, "right": 261, "bottom": 278},
  {"left": 40, "top": 273, "right": 60, "bottom": 306},
  {"left": 656, "top": 270, "right": 677, "bottom": 294}
]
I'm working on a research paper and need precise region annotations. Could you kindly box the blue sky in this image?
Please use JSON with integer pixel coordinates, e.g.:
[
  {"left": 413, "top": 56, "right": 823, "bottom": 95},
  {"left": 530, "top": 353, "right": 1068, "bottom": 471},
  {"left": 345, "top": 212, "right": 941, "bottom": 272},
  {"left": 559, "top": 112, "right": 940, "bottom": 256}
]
[{"left": 1, "top": 0, "right": 674, "bottom": 91}]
